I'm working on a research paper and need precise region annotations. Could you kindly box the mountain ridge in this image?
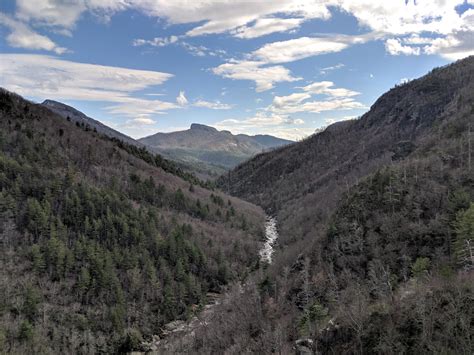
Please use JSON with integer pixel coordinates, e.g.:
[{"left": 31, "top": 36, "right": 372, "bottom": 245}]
[
  {"left": 42, "top": 99, "right": 144, "bottom": 149},
  {"left": 179, "top": 56, "right": 474, "bottom": 354},
  {"left": 139, "top": 123, "right": 293, "bottom": 176},
  {"left": 0, "top": 88, "right": 266, "bottom": 353}
]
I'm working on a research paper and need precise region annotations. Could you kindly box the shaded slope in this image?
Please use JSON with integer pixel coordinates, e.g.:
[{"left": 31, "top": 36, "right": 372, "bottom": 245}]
[
  {"left": 220, "top": 56, "right": 474, "bottom": 248},
  {"left": 42, "top": 99, "right": 143, "bottom": 148},
  {"left": 195, "top": 56, "right": 474, "bottom": 355},
  {"left": 0, "top": 89, "right": 265, "bottom": 353}
]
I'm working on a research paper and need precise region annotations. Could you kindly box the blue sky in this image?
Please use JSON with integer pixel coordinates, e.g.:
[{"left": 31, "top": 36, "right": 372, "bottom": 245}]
[{"left": 1, "top": 1, "right": 473, "bottom": 140}]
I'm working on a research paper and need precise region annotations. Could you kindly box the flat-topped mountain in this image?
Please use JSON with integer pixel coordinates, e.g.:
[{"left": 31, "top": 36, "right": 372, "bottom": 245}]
[{"left": 139, "top": 124, "right": 293, "bottom": 176}]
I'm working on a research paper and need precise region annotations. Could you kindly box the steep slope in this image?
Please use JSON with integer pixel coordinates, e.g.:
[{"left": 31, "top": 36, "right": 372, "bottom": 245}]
[
  {"left": 42, "top": 100, "right": 216, "bottom": 180},
  {"left": 139, "top": 123, "right": 293, "bottom": 176},
  {"left": 42, "top": 99, "right": 143, "bottom": 148},
  {"left": 220, "top": 56, "right": 474, "bottom": 249},
  {"left": 0, "top": 89, "right": 265, "bottom": 353},
  {"left": 201, "top": 57, "right": 474, "bottom": 353}
]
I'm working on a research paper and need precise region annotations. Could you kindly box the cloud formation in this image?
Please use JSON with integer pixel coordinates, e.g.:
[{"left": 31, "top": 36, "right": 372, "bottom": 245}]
[
  {"left": 0, "top": 53, "right": 177, "bottom": 119},
  {"left": 0, "top": 13, "right": 67, "bottom": 54},
  {"left": 269, "top": 81, "right": 365, "bottom": 115},
  {"left": 5, "top": 1, "right": 474, "bottom": 62},
  {"left": 176, "top": 91, "right": 188, "bottom": 106},
  {"left": 212, "top": 60, "right": 301, "bottom": 92},
  {"left": 193, "top": 100, "right": 233, "bottom": 110}
]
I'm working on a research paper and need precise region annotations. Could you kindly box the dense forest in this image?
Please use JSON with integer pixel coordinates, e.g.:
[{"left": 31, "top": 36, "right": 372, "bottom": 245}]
[
  {"left": 1, "top": 57, "right": 473, "bottom": 354},
  {"left": 0, "top": 89, "right": 266, "bottom": 353},
  {"left": 196, "top": 56, "right": 474, "bottom": 353}
]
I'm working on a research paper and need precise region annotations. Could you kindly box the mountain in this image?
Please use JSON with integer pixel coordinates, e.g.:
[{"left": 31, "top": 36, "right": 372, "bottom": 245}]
[
  {"left": 201, "top": 57, "right": 474, "bottom": 353},
  {"left": 42, "top": 99, "right": 144, "bottom": 149},
  {"left": 220, "top": 57, "right": 474, "bottom": 247},
  {"left": 0, "top": 88, "right": 266, "bottom": 353},
  {"left": 139, "top": 123, "right": 293, "bottom": 177}
]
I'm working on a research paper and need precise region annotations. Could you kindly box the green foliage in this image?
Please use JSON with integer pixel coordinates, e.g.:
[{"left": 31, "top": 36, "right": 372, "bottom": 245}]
[
  {"left": 299, "top": 302, "right": 329, "bottom": 336},
  {"left": 18, "top": 320, "right": 34, "bottom": 342},
  {"left": 454, "top": 203, "right": 474, "bottom": 269},
  {"left": 118, "top": 328, "right": 143, "bottom": 353},
  {"left": 411, "top": 257, "right": 431, "bottom": 278},
  {"left": 0, "top": 89, "right": 262, "bottom": 354},
  {"left": 22, "top": 286, "right": 41, "bottom": 322}
]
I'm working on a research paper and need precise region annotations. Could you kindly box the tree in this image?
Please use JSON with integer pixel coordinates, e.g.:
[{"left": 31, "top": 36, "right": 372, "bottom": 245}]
[
  {"left": 412, "top": 257, "right": 431, "bottom": 278},
  {"left": 18, "top": 320, "right": 34, "bottom": 342},
  {"left": 22, "top": 286, "right": 41, "bottom": 322},
  {"left": 30, "top": 244, "right": 45, "bottom": 274},
  {"left": 454, "top": 203, "right": 474, "bottom": 270}
]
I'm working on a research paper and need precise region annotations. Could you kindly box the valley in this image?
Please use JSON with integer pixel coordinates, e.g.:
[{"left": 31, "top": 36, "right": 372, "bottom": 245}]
[{"left": 1, "top": 56, "right": 473, "bottom": 354}]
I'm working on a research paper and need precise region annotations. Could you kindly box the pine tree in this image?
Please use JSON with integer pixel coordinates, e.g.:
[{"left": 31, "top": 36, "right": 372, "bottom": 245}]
[{"left": 454, "top": 203, "right": 474, "bottom": 270}]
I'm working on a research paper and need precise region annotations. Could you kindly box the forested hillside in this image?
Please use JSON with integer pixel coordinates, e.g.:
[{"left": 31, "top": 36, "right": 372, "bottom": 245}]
[
  {"left": 203, "top": 57, "right": 474, "bottom": 353},
  {"left": 0, "top": 89, "right": 265, "bottom": 353}
]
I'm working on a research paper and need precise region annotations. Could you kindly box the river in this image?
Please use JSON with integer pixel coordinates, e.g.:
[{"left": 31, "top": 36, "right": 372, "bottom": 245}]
[{"left": 259, "top": 216, "right": 279, "bottom": 263}]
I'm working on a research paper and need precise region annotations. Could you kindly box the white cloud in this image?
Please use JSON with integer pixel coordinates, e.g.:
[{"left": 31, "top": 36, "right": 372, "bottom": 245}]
[
  {"left": 0, "top": 53, "right": 177, "bottom": 119},
  {"left": 273, "top": 93, "right": 311, "bottom": 108},
  {"left": 214, "top": 113, "right": 312, "bottom": 140},
  {"left": 232, "top": 17, "right": 304, "bottom": 39},
  {"left": 179, "top": 0, "right": 331, "bottom": 37},
  {"left": 319, "top": 63, "right": 345, "bottom": 75},
  {"left": 298, "top": 81, "right": 360, "bottom": 97},
  {"left": 0, "top": 13, "right": 67, "bottom": 54},
  {"left": 193, "top": 100, "right": 233, "bottom": 110},
  {"left": 133, "top": 36, "right": 227, "bottom": 58},
  {"left": 13, "top": 0, "right": 332, "bottom": 38},
  {"left": 252, "top": 36, "right": 353, "bottom": 64},
  {"left": 270, "top": 98, "right": 366, "bottom": 115},
  {"left": 213, "top": 111, "right": 309, "bottom": 138},
  {"left": 9, "top": 1, "right": 474, "bottom": 63},
  {"left": 213, "top": 34, "right": 372, "bottom": 90},
  {"left": 324, "top": 115, "right": 357, "bottom": 126},
  {"left": 212, "top": 60, "right": 301, "bottom": 92},
  {"left": 339, "top": 0, "right": 466, "bottom": 36},
  {"left": 180, "top": 42, "right": 227, "bottom": 57},
  {"left": 176, "top": 91, "right": 188, "bottom": 106},
  {"left": 126, "top": 117, "right": 156, "bottom": 125},
  {"left": 385, "top": 38, "right": 420, "bottom": 55},
  {"left": 133, "top": 35, "right": 179, "bottom": 47},
  {"left": 15, "top": 0, "right": 86, "bottom": 29},
  {"left": 105, "top": 97, "right": 178, "bottom": 118},
  {"left": 269, "top": 81, "right": 364, "bottom": 115}
]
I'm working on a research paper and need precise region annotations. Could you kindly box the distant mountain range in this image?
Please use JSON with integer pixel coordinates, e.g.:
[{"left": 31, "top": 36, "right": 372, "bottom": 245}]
[
  {"left": 139, "top": 124, "right": 293, "bottom": 176},
  {"left": 41, "top": 100, "right": 292, "bottom": 178}
]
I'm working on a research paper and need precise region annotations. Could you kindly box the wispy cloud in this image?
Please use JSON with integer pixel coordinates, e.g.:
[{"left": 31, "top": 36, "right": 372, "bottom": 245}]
[
  {"left": 193, "top": 100, "right": 233, "bottom": 110},
  {"left": 0, "top": 53, "right": 177, "bottom": 120},
  {"left": 319, "top": 63, "right": 345, "bottom": 75}
]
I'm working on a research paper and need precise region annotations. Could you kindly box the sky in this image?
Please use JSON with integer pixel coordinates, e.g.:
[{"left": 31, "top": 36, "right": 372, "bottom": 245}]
[{"left": 0, "top": 1, "right": 473, "bottom": 140}]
